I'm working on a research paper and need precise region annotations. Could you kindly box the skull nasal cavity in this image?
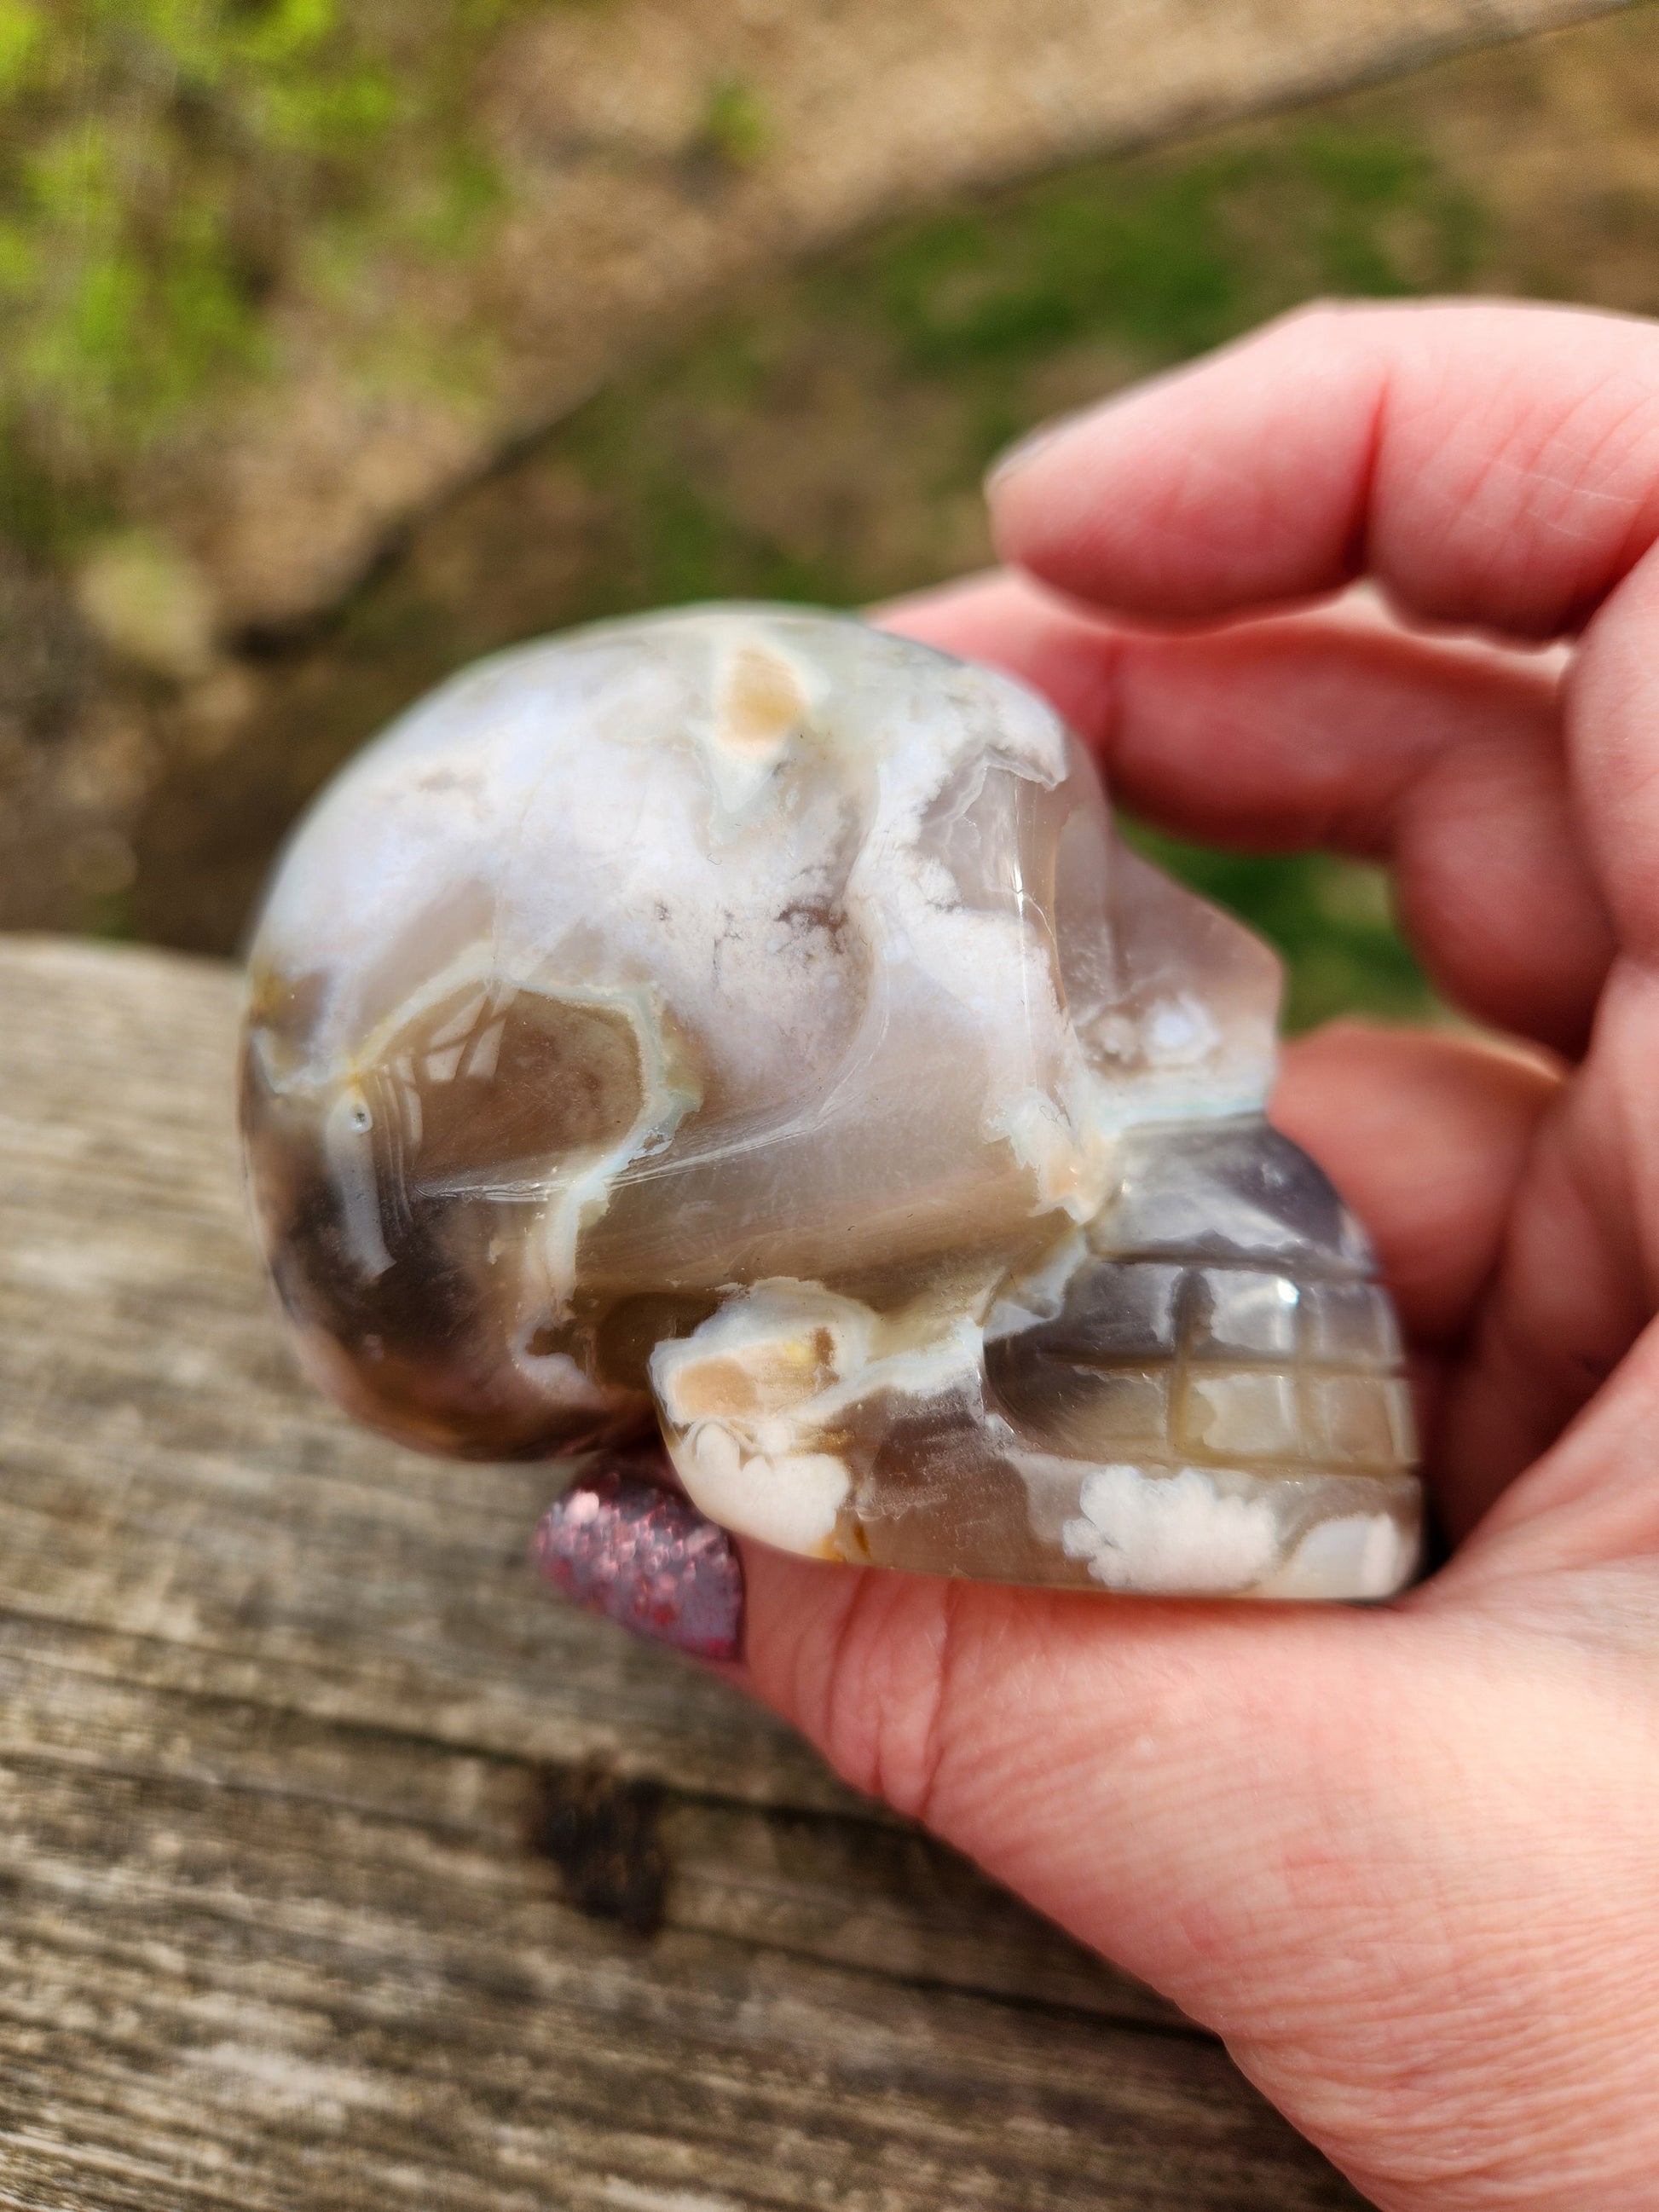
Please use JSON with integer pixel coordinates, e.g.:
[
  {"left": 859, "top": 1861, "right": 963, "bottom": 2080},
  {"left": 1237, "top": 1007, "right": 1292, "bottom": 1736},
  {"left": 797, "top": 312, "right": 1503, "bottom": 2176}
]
[{"left": 390, "top": 985, "right": 643, "bottom": 1179}]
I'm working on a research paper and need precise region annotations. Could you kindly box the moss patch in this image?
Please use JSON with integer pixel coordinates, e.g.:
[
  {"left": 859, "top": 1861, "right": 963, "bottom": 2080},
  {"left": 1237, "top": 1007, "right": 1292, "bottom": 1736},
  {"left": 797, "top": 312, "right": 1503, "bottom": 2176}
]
[{"left": 0, "top": 0, "right": 531, "bottom": 552}]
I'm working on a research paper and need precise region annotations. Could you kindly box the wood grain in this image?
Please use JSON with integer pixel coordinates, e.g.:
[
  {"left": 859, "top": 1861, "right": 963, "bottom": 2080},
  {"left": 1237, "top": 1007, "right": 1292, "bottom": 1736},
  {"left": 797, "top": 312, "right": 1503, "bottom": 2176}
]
[{"left": 0, "top": 936, "right": 1366, "bottom": 2209}]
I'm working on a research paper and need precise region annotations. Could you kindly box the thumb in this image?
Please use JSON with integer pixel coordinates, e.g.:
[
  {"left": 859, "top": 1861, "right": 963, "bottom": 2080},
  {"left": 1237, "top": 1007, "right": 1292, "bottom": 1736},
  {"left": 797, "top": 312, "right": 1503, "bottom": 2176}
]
[
  {"left": 542, "top": 1472, "right": 1659, "bottom": 2202},
  {"left": 738, "top": 1549, "right": 1529, "bottom": 2043}
]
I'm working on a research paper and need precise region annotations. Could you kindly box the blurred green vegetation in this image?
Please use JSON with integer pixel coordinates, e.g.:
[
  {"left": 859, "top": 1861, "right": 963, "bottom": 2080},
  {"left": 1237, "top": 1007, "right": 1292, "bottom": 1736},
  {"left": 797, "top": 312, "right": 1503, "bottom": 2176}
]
[
  {"left": 0, "top": 0, "right": 521, "bottom": 547},
  {"left": 698, "top": 78, "right": 772, "bottom": 171},
  {"left": 872, "top": 134, "right": 1475, "bottom": 359},
  {"left": 17, "top": 0, "right": 1611, "bottom": 1016}
]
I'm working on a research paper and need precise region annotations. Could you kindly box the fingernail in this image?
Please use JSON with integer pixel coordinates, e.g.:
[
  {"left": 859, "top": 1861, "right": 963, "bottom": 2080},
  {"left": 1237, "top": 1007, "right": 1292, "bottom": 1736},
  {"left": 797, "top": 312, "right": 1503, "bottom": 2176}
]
[
  {"left": 535, "top": 1464, "right": 743, "bottom": 1661},
  {"left": 984, "top": 404, "right": 1092, "bottom": 493}
]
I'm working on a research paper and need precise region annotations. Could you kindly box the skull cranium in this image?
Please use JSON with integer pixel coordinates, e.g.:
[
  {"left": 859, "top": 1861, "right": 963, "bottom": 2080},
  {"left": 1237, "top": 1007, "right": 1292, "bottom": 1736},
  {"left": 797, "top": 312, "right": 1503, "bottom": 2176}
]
[{"left": 240, "top": 606, "right": 1420, "bottom": 1599}]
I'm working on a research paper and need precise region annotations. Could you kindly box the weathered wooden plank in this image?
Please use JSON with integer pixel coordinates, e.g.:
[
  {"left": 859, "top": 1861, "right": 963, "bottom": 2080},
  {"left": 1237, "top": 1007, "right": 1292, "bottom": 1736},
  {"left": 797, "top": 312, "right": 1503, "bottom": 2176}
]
[
  {"left": 0, "top": 937, "right": 1366, "bottom": 2209},
  {"left": 0, "top": 1619, "right": 1160, "bottom": 2025},
  {"left": 0, "top": 1747, "right": 1354, "bottom": 2212}
]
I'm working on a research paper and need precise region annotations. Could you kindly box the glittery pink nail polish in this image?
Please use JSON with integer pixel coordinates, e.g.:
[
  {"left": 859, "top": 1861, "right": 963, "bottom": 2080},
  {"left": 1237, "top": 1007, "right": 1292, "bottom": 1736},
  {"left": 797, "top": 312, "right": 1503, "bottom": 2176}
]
[{"left": 535, "top": 1464, "right": 743, "bottom": 1660}]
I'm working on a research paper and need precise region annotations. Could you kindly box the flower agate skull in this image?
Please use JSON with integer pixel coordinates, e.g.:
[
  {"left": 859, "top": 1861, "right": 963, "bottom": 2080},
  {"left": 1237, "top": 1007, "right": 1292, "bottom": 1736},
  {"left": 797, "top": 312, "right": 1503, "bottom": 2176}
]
[{"left": 240, "top": 605, "right": 1421, "bottom": 1600}]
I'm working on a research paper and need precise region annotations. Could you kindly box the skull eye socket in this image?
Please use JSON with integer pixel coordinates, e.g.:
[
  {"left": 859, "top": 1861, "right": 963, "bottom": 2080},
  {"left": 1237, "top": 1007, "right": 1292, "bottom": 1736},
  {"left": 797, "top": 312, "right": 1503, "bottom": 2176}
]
[
  {"left": 239, "top": 973, "right": 657, "bottom": 1460},
  {"left": 377, "top": 982, "right": 645, "bottom": 1188}
]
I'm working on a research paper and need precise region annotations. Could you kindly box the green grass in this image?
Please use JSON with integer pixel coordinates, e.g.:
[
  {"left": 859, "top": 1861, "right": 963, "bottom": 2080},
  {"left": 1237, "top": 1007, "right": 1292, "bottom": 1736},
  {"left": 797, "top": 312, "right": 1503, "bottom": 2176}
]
[{"left": 841, "top": 126, "right": 1482, "bottom": 471}]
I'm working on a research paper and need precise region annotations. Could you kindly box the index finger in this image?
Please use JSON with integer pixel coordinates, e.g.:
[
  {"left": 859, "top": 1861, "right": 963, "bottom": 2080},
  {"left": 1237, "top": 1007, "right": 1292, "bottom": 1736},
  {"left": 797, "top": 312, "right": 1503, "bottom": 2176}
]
[{"left": 991, "top": 300, "right": 1659, "bottom": 640}]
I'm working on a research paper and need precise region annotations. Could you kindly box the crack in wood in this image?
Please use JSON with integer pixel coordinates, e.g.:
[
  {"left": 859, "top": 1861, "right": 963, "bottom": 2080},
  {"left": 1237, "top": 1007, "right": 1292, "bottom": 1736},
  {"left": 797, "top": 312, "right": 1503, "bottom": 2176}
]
[{"left": 530, "top": 1762, "right": 670, "bottom": 1938}]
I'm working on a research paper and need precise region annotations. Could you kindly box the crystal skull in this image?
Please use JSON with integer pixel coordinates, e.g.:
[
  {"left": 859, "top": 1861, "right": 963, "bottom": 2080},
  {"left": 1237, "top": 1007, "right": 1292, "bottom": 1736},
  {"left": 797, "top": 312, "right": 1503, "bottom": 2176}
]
[{"left": 240, "top": 605, "right": 1421, "bottom": 1600}]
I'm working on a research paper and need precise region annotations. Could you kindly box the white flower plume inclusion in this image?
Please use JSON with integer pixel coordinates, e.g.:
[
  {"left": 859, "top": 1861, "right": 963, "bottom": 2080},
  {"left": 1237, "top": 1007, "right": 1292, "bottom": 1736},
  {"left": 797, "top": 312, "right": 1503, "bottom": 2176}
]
[{"left": 240, "top": 605, "right": 1421, "bottom": 1601}]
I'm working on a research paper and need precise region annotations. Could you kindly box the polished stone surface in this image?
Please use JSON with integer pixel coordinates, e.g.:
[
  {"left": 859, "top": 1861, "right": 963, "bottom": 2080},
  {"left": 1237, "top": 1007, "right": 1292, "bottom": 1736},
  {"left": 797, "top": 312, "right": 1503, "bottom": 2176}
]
[{"left": 240, "top": 605, "right": 1420, "bottom": 1598}]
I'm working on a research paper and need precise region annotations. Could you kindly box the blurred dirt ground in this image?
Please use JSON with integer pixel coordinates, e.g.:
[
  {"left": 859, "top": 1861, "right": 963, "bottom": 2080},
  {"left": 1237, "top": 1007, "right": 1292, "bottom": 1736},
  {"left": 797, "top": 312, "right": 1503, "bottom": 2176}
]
[{"left": 3, "top": 0, "right": 1653, "bottom": 1025}]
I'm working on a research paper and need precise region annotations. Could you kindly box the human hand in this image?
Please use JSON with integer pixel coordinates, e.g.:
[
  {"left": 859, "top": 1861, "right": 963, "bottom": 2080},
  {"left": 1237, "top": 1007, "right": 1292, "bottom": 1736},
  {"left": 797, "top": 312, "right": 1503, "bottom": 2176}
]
[
  {"left": 760, "top": 300, "right": 1659, "bottom": 2211},
  {"left": 544, "top": 303, "right": 1659, "bottom": 2209}
]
